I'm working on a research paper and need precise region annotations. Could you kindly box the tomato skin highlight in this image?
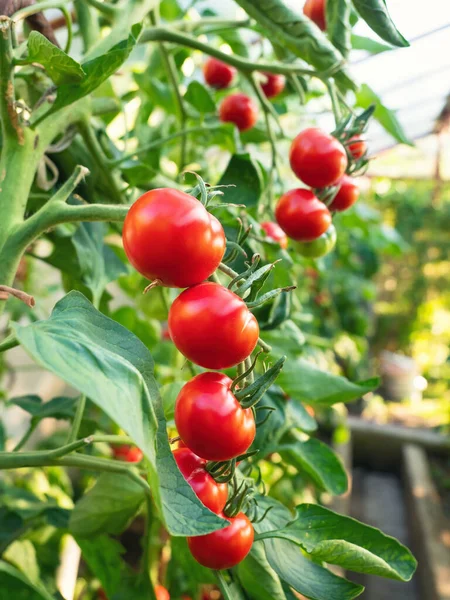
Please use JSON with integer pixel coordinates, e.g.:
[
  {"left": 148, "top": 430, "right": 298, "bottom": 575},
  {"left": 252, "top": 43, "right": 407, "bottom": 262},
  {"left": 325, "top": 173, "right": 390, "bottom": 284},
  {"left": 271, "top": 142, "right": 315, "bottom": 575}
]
[
  {"left": 173, "top": 447, "right": 228, "bottom": 513},
  {"left": 303, "top": 0, "right": 326, "bottom": 30},
  {"left": 175, "top": 372, "right": 255, "bottom": 461},
  {"left": 290, "top": 128, "right": 348, "bottom": 188},
  {"left": 168, "top": 282, "right": 259, "bottom": 369},
  {"left": 261, "top": 221, "right": 288, "bottom": 249},
  {"left": 219, "top": 93, "right": 258, "bottom": 131},
  {"left": 329, "top": 176, "right": 360, "bottom": 212},
  {"left": 155, "top": 585, "right": 170, "bottom": 600},
  {"left": 188, "top": 512, "right": 254, "bottom": 569},
  {"left": 275, "top": 188, "right": 331, "bottom": 242},
  {"left": 203, "top": 58, "right": 236, "bottom": 89},
  {"left": 122, "top": 189, "right": 225, "bottom": 288},
  {"left": 348, "top": 135, "right": 367, "bottom": 160},
  {"left": 261, "top": 72, "right": 285, "bottom": 98},
  {"left": 294, "top": 223, "right": 337, "bottom": 258},
  {"left": 112, "top": 445, "right": 143, "bottom": 463}
]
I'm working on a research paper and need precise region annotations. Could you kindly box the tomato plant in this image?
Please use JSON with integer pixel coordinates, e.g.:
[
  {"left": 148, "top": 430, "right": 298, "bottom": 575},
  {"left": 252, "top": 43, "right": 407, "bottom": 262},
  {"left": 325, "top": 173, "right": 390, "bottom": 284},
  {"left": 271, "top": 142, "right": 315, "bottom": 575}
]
[{"left": 0, "top": 1, "right": 417, "bottom": 599}]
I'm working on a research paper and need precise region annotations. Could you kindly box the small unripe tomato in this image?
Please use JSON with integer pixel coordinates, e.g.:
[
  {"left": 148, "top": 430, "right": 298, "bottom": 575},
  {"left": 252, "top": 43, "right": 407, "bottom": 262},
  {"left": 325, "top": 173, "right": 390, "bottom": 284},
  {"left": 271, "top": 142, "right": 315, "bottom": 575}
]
[
  {"left": 123, "top": 189, "right": 225, "bottom": 288},
  {"left": 348, "top": 135, "right": 367, "bottom": 160},
  {"left": 112, "top": 445, "right": 143, "bottom": 463},
  {"left": 261, "top": 221, "right": 288, "bottom": 249},
  {"left": 329, "top": 176, "right": 359, "bottom": 212},
  {"left": 175, "top": 372, "right": 255, "bottom": 461},
  {"left": 173, "top": 447, "right": 228, "bottom": 513},
  {"left": 188, "top": 512, "right": 254, "bottom": 569},
  {"left": 155, "top": 585, "right": 170, "bottom": 600},
  {"left": 275, "top": 189, "right": 331, "bottom": 242},
  {"left": 219, "top": 93, "right": 258, "bottom": 132},
  {"left": 294, "top": 224, "right": 336, "bottom": 258},
  {"left": 303, "top": 0, "right": 326, "bottom": 30},
  {"left": 203, "top": 58, "right": 236, "bottom": 89},
  {"left": 260, "top": 72, "right": 285, "bottom": 99},
  {"left": 290, "top": 128, "right": 347, "bottom": 188},
  {"left": 168, "top": 282, "right": 259, "bottom": 369}
]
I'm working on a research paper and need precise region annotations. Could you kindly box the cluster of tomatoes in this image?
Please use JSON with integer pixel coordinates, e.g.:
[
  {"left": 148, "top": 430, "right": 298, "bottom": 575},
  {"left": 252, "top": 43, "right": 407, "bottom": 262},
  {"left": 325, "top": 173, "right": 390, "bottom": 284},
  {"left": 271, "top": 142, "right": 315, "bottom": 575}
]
[
  {"left": 203, "top": 57, "right": 365, "bottom": 259},
  {"left": 122, "top": 188, "right": 261, "bottom": 587}
]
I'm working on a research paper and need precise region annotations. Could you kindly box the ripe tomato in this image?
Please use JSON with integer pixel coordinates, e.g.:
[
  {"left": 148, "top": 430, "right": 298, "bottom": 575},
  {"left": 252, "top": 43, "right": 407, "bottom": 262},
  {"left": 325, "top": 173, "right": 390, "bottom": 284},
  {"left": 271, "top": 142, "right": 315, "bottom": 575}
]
[
  {"left": 188, "top": 512, "right": 254, "bottom": 569},
  {"left": 175, "top": 372, "right": 255, "bottom": 461},
  {"left": 303, "top": 0, "right": 326, "bottom": 30},
  {"left": 112, "top": 445, "right": 143, "bottom": 463},
  {"left": 275, "top": 189, "right": 331, "bottom": 242},
  {"left": 289, "top": 128, "right": 347, "bottom": 188},
  {"left": 295, "top": 224, "right": 336, "bottom": 258},
  {"left": 168, "top": 282, "right": 259, "bottom": 369},
  {"left": 122, "top": 189, "right": 225, "bottom": 288},
  {"left": 261, "top": 221, "right": 288, "bottom": 249},
  {"left": 203, "top": 58, "right": 236, "bottom": 89},
  {"left": 98, "top": 590, "right": 107, "bottom": 600},
  {"left": 173, "top": 447, "right": 228, "bottom": 513},
  {"left": 219, "top": 93, "right": 258, "bottom": 132},
  {"left": 348, "top": 135, "right": 367, "bottom": 160},
  {"left": 155, "top": 585, "right": 170, "bottom": 600},
  {"left": 329, "top": 176, "right": 359, "bottom": 212},
  {"left": 261, "top": 72, "right": 285, "bottom": 99}
]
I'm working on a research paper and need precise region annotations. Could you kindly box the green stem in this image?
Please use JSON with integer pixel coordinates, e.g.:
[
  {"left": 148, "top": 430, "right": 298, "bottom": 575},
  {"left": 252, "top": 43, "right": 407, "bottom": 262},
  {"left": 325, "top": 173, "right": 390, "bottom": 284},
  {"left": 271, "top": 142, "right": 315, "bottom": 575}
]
[
  {"left": 0, "top": 333, "right": 19, "bottom": 353},
  {"left": 78, "top": 119, "right": 124, "bottom": 204},
  {"left": 214, "top": 571, "right": 234, "bottom": 600},
  {"left": 85, "top": 0, "right": 118, "bottom": 18},
  {"left": 13, "top": 420, "right": 38, "bottom": 451},
  {"left": 326, "top": 78, "right": 342, "bottom": 126},
  {"left": 169, "top": 17, "right": 251, "bottom": 32},
  {"left": 11, "top": 0, "right": 72, "bottom": 22},
  {"left": 150, "top": 11, "right": 188, "bottom": 170},
  {"left": 140, "top": 27, "right": 319, "bottom": 77},
  {"left": 67, "top": 395, "right": 86, "bottom": 444},
  {"left": 110, "top": 124, "right": 224, "bottom": 167},
  {"left": 74, "top": 0, "right": 100, "bottom": 52}
]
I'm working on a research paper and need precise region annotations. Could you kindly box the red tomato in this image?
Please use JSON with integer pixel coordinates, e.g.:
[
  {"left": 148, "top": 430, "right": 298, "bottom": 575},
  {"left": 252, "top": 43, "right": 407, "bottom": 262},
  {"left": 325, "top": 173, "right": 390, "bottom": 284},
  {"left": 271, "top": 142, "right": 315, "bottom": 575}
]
[
  {"left": 122, "top": 189, "right": 226, "bottom": 288},
  {"left": 98, "top": 590, "right": 108, "bottom": 600},
  {"left": 175, "top": 372, "right": 255, "bottom": 461},
  {"left": 261, "top": 73, "right": 285, "bottom": 99},
  {"left": 219, "top": 93, "right": 258, "bottom": 132},
  {"left": 303, "top": 0, "right": 326, "bottom": 30},
  {"left": 203, "top": 58, "right": 236, "bottom": 89},
  {"left": 155, "top": 585, "right": 170, "bottom": 600},
  {"left": 112, "top": 445, "right": 143, "bottom": 463},
  {"left": 329, "top": 176, "right": 360, "bottom": 212},
  {"left": 261, "top": 221, "right": 288, "bottom": 249},
  {"left": 173, "top": 447, "right": 228, "bottom": 513},
  {"left": 275, "top": 189, "right": 331, "bottom": 242},
  {"left": 168, "top": 282, "right": 259, "bottom": 369},
  {"left": 188, "top": 512, "right": 254, "bottom": 569},
  {"left": 289, "top": 128, "right": 347, "bottom": 188},
  {"left": 348, "top": 135, "right": 367, "bottom": 160}
]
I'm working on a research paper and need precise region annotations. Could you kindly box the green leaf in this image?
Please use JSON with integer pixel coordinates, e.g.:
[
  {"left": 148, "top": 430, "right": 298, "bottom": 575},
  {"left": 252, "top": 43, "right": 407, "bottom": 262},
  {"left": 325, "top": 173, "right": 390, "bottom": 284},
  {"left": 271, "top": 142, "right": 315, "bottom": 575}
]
[
  {"left": 267, "top": 504, "right": 417, "bottom": 581},
  {"left": 27, "top": 32, "right": 85, "bottom": 85},
  {"left": 280, "top": 437, "right": 348, "bottom": 495},
  {"left": 356, "top": 84, "right": 412, "bottom": 145},
  {"left": 0, "top": 420, "right": 6, "bottom": 451},
  {"left": 0, "top": 561, "right": 54, "bottom": 600},
  {"left": 76, "top": 535, "right": 126, "bottom": 599},
  {"left": 253, "top": 497, "right": 364, "bottom": 600},
  {"left": 238, "top": 543, "right": 287, "bottom": 600},
  {"left": 9, "top": 395, "right": 77, "bottom": 421},
  {"left": 233, "top": 0, "right": 354, "bottom": 89},
  {"left": 0, "top": 508, "right": 24, "bottom": 553},
  {"left": 12, "top": 292, "right": 225, "bottom": 536},
  {"left": 351, "top": 0, "right": 409, "bottom": 47},
  {"left": 72, "top": 221, "right": 127, "bottom": 307},
  {"left": 69, "top": 473, "right": 144, "bottom": 538},
  {"left": 160, "top": 381, "right": 185, "bottom": 421},
  {"left": 285, "top": 400, "right": 317, "bottom": 433},
  {"left": 3, "top": 540, "right": 40, "bottom": 584},
  {"left": 326, "top": 0, "right": 352, "bottom": 57},
  {"left": 218, "top": 153, "right": 264, "bottom": 207},
  {"left": 184, "top": 81, "right": 215, "bottom": 113},
  {"left": 277, "top": 358, "right": 379, "bottom": 405},
  {"left": 351, "top": 33, "right": 392, "bottom": 54},
  {"left": 45, "top": 24, "right": 142, "bottom": 117}
]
